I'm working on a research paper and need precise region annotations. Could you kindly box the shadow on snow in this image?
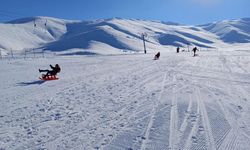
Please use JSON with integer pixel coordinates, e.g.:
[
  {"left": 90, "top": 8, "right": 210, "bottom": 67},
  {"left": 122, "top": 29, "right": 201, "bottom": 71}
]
[{"left": 17, "top": 80, "right": 46, "bottom": 86}]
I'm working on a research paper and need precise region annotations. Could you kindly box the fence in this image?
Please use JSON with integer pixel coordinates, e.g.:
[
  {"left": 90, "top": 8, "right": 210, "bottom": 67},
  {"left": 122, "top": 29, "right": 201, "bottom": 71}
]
[{"left": 0, "top": 48, "right": 56, "bottom": 60}]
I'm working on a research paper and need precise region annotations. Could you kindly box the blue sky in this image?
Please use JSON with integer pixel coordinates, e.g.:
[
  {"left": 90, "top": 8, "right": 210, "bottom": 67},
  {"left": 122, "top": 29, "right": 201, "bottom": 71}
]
[{"left": 0, "top": 0, "right": 249, "bottom": 24}]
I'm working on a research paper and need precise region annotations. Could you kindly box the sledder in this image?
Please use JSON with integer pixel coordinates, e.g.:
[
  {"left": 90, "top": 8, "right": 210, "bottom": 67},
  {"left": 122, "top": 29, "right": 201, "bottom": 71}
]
[
  {"left": 39, "top": 64, "right": 61, "bottom": 80},
  {"left": 154, "top": 52, "right": 160, "bottom": 60}
]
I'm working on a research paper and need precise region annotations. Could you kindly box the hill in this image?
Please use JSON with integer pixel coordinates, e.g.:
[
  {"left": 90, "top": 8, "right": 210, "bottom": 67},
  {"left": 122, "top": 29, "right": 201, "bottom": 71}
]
[{"left": 0, "top": 17, "right": 250, "bottom": 55}]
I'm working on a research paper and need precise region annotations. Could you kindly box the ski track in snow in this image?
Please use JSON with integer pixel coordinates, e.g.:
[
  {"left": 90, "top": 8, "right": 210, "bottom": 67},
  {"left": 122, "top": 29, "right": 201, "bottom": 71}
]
[{"left": 1, "top": 51, "right": 250, "bottom": 150}]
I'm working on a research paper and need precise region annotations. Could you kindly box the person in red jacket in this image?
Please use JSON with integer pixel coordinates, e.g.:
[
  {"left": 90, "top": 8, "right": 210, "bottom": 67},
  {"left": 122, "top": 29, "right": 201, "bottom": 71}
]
[{"left": 39, "top": 64, "right": 61, "bottom": 77}]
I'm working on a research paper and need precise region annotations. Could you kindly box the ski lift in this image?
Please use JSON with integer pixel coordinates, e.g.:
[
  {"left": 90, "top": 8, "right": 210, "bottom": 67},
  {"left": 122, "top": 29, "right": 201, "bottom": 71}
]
[
  {"left": 141, "top": 33, "right": 147, "bottom": 54},
  {"left": 141, "top": 33, "right": 147, "bottom": 39}
]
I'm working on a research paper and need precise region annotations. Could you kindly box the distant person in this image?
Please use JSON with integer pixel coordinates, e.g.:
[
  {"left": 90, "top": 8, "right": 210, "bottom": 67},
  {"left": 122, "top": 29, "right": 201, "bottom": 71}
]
[
  {"left": 154, "top": 52, "right": 160, "bottom": 60},
  {"left": 39, "top": 64, "right": 61, "bottom": 78},
  {"left": 192, "top": 47, "right": 198, "bottom": 57},
  {"left": 177, "top": 47, "right": 180, "bottom": 53}
]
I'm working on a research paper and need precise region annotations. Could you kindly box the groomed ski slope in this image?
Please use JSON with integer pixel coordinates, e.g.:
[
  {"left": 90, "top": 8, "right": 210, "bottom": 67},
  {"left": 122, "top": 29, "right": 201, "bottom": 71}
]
[{"left": 0, "top": 50, "right": 250, "bottom": 150}]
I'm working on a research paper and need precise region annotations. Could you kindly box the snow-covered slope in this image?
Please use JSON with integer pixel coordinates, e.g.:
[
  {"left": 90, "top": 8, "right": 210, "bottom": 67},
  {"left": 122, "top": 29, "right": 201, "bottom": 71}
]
[
  {"left": 200, "top": 18, "right": 250, "bottom": 43},
  {"left": 0, "top": 17, "right": 250, "bottom": 55},
  {"left": 1, "top": 51, "right": 250, "bottom": 149},
  {"left": 0, "top": 17, "right": 71, "bottom": 51}
]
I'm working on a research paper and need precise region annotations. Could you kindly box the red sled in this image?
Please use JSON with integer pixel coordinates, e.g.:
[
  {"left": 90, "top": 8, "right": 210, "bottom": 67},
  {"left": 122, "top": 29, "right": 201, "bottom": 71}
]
[{"left": 39, "top": 75, "right": 59, "bottom": 80}]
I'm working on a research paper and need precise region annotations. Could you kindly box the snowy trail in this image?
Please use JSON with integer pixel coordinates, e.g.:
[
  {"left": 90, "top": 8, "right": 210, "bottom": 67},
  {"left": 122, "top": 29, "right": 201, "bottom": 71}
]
[
  {"left": 140, "top": 73, "right": 167, "bottom": 150},
  {"left": 1, "top": 51, "right": 250, "bottom": 150},
  {"left": 169, "top": 75, "right": 179, "bottom": 150}
]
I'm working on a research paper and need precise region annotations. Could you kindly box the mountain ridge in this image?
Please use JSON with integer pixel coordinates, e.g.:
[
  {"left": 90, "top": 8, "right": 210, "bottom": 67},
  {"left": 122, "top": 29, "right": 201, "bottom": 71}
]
[{"left": 1, "top": 16, "right": 250, "bottom": 55}]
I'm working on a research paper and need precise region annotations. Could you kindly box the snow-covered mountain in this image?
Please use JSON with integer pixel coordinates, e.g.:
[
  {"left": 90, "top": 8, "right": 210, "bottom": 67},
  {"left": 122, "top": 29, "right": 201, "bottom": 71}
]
[
  {"left": 0, "top": 16, "right": 250, "bottom": 55},
  {"left": 200, "top": 18, "right": 250, "bottom": 43},
  {"left": 1, "top": 18, "right": 250, "bottom": 149}
]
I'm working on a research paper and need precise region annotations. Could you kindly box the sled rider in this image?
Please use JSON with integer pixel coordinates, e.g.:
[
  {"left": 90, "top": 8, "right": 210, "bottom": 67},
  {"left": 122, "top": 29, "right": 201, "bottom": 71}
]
[
  {"left": 39, "top": 64, "right": 61, "bottom": 77},
  {"left": 155, "top": 52, "right": 160, "bottom": 60}
]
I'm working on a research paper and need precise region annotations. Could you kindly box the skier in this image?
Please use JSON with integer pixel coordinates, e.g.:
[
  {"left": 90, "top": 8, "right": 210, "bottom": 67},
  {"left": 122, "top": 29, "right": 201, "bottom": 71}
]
[
  {"left": 192, "top": 47, "right": 198, "bottom": 57},
  {"left": 177, "top": 47, "right": 180, "bottom": 53},
  {"left": 154, "top": 52, "right": 160, "bottom": 60},
  {"left": 39, "top": 64, "right": 61, "bottom": 78}
]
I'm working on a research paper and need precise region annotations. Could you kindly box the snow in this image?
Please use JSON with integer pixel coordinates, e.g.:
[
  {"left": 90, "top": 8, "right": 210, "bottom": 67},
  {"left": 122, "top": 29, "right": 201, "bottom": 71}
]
[
  {"left": 200, "top": 18, "right": 250, "bottom": 43},
  {"left": 1, "top": 16, "right": 250, "bottom": 56},
  {"left": 1, "top": 16, "right": 250, "bottom": 149},
  {"left": 0, "top": 17, "right": 68, "bottom": 51},
  {"left": 1, "top": 50, "right": 250, "bottom": 149}
]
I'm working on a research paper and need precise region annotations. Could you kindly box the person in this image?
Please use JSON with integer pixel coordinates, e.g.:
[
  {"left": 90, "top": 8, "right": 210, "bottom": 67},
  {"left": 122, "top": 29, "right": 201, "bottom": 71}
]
[
  {"left": 192, "top": 47, "right": 198, "bottom": 57},
  {"left": 177, "top": 47, "right": 180, "bottom": 53},
  {"left": 154, "top": 52, "right": 160, "bottom": 60},
  {"left": 39, "top": 64, "right": 61, "bottom": 77}
]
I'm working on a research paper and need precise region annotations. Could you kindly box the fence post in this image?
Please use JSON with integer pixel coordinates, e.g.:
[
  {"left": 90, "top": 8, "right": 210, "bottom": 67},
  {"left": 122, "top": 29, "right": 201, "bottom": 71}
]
[
  {"left": 11, "top": 49, "right": 14, "bottom": 59},
  {"left": 33, "top": 49, "right": 35, "bottom": 58},
  {"left": 24, "top": 50, "right": 27, "bottom": 59},
  {"left": 42, "top": 49, "right": 45, "bottom": 58}
]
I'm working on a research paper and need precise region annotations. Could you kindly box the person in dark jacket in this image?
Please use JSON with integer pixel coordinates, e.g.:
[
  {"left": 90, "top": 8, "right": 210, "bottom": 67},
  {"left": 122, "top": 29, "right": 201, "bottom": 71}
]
[
  {"left": 154, "top": 52, "right": 160, "bottom": 60},
  {"left": 192, "top": 47, "right": 198, "bottom": 56},
  {"left": 39, "top": 64, "right": 61, "bottom": 77},
  {"left": 177, "top": 47, "right": 180, "bottom": 53}
]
